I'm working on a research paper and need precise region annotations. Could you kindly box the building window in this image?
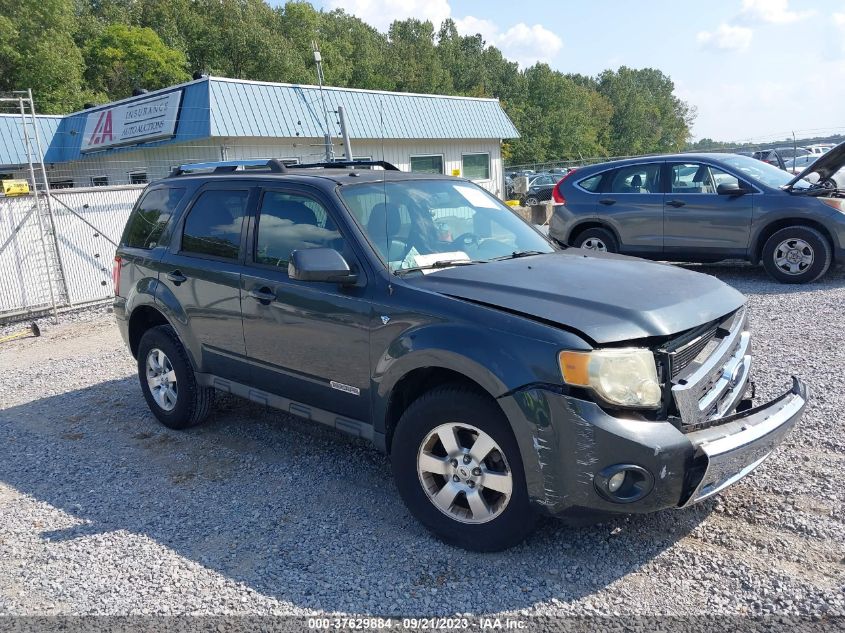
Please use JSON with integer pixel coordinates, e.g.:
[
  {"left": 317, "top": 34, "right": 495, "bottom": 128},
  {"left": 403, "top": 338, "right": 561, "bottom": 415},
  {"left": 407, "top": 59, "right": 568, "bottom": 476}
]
[
  {"left": 0, "top": 173, "right": 13, "bottom": 181},
  {"left": 91, "top": 176, "right": 109, "bottom": 187},
  {"left": 410, "top": 155, "right": 444, "bottom": 174},
  {"left": 49, "top": 179, "right": 74, "bottom": 190},
  {"left": 129, "top": 171, "right": 148, "bottom": 185},
  {"left": 462, "top": 153, "right": 490, "bottom": 180}
]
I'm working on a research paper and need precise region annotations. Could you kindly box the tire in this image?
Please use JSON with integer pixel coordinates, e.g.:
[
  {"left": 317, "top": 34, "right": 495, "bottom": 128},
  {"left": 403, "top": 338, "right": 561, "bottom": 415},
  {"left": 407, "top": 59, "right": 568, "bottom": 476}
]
[
  {"left": 137, "top": 325, "right": 213, "bottom": 429},
  {"left": 761, "top": 225, "right": 831, "bottom": 284},
  {"left": 391, "top": 385, "right": 536, "bottom": 551},
  {"left": 524, "top": 196, "right": 540, "bottom": 207},
  {"left": 572, "top": 227, "right": 618, "bottom": 253}
]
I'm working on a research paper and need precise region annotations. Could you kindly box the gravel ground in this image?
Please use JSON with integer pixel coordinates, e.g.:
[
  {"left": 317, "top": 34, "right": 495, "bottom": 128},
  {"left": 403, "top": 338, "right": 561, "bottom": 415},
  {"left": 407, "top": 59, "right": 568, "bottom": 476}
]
[{"left": 0, "top": 264, "right": 843, "bottom": 619}]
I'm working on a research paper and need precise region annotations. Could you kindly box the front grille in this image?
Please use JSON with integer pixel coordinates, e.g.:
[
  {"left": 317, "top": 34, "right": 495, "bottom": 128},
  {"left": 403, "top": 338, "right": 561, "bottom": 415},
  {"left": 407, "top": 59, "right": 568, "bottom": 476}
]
[
  {"left": 670, "top": 327, "right": 718, "bottom": 378},
  {"left": 667, "top": 307, "right": 751, "bottom": 431}
]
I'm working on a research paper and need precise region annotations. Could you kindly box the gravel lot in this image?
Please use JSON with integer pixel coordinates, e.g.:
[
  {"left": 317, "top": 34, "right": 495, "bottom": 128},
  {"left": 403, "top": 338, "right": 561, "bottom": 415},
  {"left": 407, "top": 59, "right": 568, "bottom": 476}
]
[{"left": 0, "top": 264, "right": 843, "bottom": 619}]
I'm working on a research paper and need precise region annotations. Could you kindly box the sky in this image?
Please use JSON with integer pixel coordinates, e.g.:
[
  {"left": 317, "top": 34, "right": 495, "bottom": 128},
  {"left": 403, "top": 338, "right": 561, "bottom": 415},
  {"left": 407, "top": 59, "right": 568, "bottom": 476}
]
[{"left": 301, "top": 0, "right": 845, "bottom": 142}]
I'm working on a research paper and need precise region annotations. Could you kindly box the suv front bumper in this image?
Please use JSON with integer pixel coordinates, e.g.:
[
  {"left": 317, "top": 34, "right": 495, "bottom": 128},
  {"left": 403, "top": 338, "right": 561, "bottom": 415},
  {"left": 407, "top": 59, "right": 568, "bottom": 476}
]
[{"left": 501, "top": 377, "right": 806, "bottom": 516}]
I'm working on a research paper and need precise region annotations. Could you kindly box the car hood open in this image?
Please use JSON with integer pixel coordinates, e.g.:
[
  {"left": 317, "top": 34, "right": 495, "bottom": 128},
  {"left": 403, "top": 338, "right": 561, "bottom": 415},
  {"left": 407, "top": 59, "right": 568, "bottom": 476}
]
[
  {"left": 406, "top": 251, "right": 745, "bottom": 344},
  {"left": 786, "top": 140, "right": 845, "bottom": 189}
]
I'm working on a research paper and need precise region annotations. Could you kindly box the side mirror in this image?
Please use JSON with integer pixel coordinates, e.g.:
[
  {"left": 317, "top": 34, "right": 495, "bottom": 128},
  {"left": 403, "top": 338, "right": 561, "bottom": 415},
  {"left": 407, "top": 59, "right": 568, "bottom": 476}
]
[
  {"left": 717, "top": 182, "right": 748, "bottom": 196},
  {"left": 288, "top": 248, "right": 358, "bottom": 285}
]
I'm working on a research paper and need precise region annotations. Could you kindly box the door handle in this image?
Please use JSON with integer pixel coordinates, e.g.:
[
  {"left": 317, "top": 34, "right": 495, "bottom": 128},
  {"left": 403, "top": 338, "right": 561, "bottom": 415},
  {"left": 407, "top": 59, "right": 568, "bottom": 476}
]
[
  {"left": 165, "top": 270, "right": 187, "bottom": 285},
  {"left": 666, "top": 200, "right": 686, "bottom": 208},
  {"left": 598, "top": 198, "right": 616, "bottom": 206},
  {"left": 249, "top": 287, "right": 276, "bottom": 304}
]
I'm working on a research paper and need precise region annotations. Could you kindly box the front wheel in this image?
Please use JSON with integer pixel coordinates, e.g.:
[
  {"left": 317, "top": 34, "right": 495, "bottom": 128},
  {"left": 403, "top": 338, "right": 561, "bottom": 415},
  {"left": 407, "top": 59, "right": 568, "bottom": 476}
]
[
  {"left": 761, "top": 226, "right": 831, "bottom": 284},
  {"left": 391, "top": 385, "right": 536, "bottom": 551},
  {"left": 524, "top": 195, "right": 540, "bottom": 207}
]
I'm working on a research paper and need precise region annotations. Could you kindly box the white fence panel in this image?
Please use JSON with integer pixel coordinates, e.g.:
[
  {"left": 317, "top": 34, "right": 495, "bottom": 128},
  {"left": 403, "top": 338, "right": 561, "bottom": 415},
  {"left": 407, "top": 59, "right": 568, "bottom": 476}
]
[
  {"left": 0, "top": 184, "right": 144, "bottom": 320},
  {"left": 0, "top": 197, "right": 53, "bottom": 315},
  {"left": 51, "top": 185, "right": 144, "bottom": 305}
]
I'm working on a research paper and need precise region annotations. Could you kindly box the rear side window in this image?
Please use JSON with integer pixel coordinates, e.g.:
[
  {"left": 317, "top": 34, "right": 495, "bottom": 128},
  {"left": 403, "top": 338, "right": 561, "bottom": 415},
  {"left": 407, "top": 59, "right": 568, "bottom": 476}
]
[
  {"left": 577, "top": 174, "right": 602, "bottom": 192},
  {"left": 181, "top": 189, "right": 249, "bottom": 260},
  {"left": 609, "top": 164, "right": 661, "bottom": 194},
  {"left": 123, "top": 187, "right": 186, "bottom": 249}
]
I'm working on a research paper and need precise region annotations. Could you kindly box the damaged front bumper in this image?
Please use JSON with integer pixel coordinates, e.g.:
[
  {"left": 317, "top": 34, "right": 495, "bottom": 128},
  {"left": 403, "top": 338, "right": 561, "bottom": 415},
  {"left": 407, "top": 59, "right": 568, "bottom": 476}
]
[{"left": 499, "top": 377, "right": 807, "bottom": 516}]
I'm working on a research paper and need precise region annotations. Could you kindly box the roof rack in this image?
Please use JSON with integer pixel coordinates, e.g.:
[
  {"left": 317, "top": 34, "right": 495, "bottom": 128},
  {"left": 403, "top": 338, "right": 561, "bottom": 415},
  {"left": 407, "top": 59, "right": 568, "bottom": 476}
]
[
  {"left": 169, "top": 159, "right": 289, "bottom": 177},
  {"left": 291, "top": 160, "right": 400, "bottom": 171},
  {"left": 168, "top": 158, "right": 400, "bottom": 178}
]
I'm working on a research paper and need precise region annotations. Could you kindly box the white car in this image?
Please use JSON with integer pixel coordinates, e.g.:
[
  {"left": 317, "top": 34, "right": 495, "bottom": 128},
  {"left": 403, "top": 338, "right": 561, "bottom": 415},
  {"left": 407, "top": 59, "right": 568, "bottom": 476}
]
[{"left": 805, "top": 144, "right": 835, "bottom": 156}]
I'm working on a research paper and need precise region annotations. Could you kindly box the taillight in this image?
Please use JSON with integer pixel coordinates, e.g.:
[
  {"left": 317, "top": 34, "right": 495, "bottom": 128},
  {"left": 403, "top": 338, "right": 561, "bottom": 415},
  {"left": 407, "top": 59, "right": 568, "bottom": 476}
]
[
  {"left": 552, "top": 169, "right": 577, "bottom": 205},
  {"left": 112, "top": 256, "right": 122, "bottom": 296}
]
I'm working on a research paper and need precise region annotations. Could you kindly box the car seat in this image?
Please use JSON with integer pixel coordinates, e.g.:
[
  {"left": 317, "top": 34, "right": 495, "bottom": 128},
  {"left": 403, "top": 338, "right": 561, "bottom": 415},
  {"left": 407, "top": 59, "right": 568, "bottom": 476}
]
[{"left": 367, "top": 202, "right": 407, "bottom": 261}]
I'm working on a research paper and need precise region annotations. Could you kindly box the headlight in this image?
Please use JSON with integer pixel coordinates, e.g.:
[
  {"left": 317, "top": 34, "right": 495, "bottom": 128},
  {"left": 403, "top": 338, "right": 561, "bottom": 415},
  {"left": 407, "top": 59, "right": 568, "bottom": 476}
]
[{"left": 559, "top": 348, "right": 662, "bottom": 408}]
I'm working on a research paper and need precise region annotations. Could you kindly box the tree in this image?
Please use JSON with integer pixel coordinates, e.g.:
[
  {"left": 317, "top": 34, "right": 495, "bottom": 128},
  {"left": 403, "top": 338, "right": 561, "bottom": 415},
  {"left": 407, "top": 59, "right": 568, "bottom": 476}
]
[
  {"left": 0, "top": 0, "right": 85, "bottom": 113},
  {"left": 597, "top": 66, "right": 695, "bottom": 155},
  {"left": 83, "top": 24, "right": 189, "bottom": 99}
]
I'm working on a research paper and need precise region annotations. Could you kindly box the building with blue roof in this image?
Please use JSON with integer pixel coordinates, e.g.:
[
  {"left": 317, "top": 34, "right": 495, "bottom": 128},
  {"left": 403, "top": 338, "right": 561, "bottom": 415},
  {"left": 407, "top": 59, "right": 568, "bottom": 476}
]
[{"left": 0, "top": 76, "right": 519, "bottom": 197}]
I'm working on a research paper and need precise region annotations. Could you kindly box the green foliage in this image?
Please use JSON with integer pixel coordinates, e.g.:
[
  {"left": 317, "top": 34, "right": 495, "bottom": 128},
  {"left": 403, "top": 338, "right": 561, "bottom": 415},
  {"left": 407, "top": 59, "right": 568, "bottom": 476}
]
[
  {"left": 84, "top": 24, "right": 190, "bottom": 99},
  {"left": 2, "top": 0, "right": 696, "bottom": 160}
]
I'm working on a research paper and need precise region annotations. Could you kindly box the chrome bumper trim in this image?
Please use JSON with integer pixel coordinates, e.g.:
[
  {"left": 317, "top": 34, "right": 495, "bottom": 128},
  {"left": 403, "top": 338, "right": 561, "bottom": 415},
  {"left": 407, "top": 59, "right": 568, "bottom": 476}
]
[{"left": 680, "top": 376, "right": 807, "bottom": 507}]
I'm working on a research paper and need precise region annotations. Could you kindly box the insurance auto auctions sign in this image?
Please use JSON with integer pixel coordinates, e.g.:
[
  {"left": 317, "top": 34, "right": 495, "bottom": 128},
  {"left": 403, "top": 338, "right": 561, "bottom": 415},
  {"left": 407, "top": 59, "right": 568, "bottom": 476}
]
[{"left": 81, "top": 91, "right": 182, "bottom": 152}]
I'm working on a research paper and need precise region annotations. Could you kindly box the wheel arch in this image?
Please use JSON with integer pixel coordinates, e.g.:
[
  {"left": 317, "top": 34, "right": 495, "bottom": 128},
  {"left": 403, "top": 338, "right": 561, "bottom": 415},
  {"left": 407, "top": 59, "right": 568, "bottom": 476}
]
[
  {"left": 127, "top": 304, "right": 171, "bottom": 358},
  {"left": 752, "top": 219, "right": 836, "bottom": 264},
  {"left": 567, "top": 220, "right": 620, "bottom": 246}
]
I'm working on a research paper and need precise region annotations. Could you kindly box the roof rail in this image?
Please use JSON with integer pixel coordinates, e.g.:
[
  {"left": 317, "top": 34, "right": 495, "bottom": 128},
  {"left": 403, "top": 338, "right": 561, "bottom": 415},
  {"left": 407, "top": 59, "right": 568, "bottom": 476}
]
[
  {"left": 291, "top": 160, "right": 400, "bottom": 171},
  {"left": 169, "top": 159, "right": 289, "bottom": 177}
]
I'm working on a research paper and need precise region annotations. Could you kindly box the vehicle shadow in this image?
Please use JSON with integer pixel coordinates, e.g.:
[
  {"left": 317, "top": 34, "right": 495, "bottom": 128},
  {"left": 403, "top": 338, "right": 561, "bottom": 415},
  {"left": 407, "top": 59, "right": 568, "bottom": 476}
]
[
  {"left": 672, "top": 261, "right": 845, "bottom": 295},
  {"left": 0, "top": 378, "right": 711, "bottom": 615}
]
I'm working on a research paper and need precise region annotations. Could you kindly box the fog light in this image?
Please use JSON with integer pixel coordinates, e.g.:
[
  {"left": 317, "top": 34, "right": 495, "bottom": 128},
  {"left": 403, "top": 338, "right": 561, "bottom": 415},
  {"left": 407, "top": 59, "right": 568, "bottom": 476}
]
[{"left": 607, "top": 471, "right": 626, "bottom": 493}]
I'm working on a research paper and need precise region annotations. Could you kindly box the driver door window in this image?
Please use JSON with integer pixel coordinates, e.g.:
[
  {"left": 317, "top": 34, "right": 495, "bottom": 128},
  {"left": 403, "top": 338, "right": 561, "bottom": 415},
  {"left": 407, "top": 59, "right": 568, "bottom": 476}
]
[{"left": 254, "top": 191, "right": 344, "bottom": 268}]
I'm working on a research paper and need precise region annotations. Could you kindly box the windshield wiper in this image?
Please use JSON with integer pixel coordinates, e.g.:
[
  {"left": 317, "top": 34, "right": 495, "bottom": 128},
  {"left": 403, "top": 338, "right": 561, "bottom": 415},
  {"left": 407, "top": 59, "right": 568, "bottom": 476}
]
[
  {"left": 490, "top": 250, "right": 547, "bottom": 261},
  {"left": 393, "top": 260, "right": 483, "bottom": 275}
]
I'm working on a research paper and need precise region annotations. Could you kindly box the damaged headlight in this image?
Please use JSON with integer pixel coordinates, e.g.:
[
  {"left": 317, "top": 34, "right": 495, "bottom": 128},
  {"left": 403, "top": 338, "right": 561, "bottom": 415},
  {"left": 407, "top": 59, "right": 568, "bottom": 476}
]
[{"left": 559, "top": 348, "right": 662, "bottom": 408}]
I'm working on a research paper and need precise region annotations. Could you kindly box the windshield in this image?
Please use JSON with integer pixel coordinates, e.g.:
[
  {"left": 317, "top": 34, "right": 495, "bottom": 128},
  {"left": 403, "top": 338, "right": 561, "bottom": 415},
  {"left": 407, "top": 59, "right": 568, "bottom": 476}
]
[
  {"left": 719, "top": 154, "right": 811, "bottom": 189},
  {"left": 339, "top": 179, "right": 555, "bottom": 272}
]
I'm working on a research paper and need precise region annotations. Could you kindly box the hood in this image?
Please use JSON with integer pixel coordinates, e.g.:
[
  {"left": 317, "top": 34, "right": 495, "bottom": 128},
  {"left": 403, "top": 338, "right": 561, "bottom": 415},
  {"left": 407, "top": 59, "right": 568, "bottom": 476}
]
[
  {"left": 406, "top": 251, "right": 745, "bottom": 344},
  {"left": 786, "top": 140, "right": 845, "bottom": 189}
]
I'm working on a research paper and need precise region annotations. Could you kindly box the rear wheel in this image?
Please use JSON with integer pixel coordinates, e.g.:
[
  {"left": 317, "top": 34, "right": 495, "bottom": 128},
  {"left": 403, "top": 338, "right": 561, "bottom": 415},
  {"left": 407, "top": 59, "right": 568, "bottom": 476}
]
[
  {"left": 762, "top": 226, "right": 831, "bottom": 284},
  {"left": 137, "top": 325, "right": 213, "bottom": 429},
  {"left": 524, "top": 195, "right": 540, "bottom": 207},
  {"left": 573, "top": 227, "right": 618, "bottom": 253},
  {"left": 391, "top": 385, "right": 536, "bottom": 551}
]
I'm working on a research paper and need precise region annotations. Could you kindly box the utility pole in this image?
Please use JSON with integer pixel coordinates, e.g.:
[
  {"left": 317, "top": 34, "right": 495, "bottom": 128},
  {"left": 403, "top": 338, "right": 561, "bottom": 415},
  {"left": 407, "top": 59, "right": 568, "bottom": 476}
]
[{"left": 338, "top": 105, "right": 353, "bottom": 161}]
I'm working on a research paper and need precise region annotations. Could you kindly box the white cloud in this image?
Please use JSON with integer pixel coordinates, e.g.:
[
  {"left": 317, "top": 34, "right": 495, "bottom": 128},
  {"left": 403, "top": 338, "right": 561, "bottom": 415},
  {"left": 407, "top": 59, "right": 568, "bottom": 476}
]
[
  {"left": 696, "top": 23, "right": 753, "bottom": 51},
  {"left": 325, "top": 0, "right": 452, "bottom": 32},
  {"left": 324, "top": 1, "right": 562, "bottom": 68},
  {"left": 455, "top": 16, "right": 563, "bottom": 67},
  {"left": 740, "top": 0, "right": 815, "bottom": 24}
]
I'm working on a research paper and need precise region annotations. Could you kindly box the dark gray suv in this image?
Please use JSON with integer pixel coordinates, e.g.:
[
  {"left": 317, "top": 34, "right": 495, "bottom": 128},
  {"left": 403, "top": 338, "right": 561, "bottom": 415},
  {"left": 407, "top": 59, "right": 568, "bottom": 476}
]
[
  {"left": 549, "top": 146, "right": 845, "bottom": 283},
  {"left": 114, "top": 159, "right": 806, "bottom": 551}
]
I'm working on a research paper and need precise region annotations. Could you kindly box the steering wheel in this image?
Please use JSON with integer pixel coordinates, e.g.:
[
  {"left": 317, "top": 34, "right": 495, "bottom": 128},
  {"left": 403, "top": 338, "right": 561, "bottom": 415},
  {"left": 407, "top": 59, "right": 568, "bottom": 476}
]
[{"left": 451, "top": 232, "right": 480, "bottom": 250}]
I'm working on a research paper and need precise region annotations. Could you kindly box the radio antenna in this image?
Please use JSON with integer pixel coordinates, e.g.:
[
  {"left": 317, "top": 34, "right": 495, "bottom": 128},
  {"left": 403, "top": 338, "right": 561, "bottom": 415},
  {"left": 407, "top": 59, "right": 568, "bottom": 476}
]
[
  {"left": 380, "top": 99, "right": 391, "bottom": 289},
  {"left": 312, "top": 40, "right": 334, "bottom": 162}
]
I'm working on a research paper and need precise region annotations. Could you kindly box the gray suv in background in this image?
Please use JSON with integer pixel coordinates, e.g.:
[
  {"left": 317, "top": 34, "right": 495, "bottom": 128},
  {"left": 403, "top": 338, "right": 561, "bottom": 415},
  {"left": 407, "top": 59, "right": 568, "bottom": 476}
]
[{"left": 549, "top": 146, "right": 845, "bottom": 283}]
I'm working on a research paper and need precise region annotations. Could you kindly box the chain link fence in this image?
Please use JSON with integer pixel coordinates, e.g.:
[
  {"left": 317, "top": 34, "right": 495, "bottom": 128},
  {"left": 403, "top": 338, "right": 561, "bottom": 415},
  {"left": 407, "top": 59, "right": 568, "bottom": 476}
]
[{"left": 0, "top": 185, "right": 143, "bottom": 322}]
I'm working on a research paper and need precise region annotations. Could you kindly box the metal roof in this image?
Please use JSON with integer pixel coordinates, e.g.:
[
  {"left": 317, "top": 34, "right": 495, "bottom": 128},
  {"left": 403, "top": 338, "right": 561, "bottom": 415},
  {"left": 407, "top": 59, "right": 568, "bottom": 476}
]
[
  {"left": 0, "top": 115, "right": 61, "bottom": 168},
  {"left": 9, "top": 76, "right": 517, "bottom": 165},
  {"left": 207, "top": 77, "right": 518, "bottom": 140}
]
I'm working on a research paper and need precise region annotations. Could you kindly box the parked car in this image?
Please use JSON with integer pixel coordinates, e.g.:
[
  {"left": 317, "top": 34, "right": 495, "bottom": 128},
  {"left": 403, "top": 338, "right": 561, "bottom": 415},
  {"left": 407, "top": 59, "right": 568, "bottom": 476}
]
[
  {"left": 521, "top": 173, "right": 560, "bottom": 206},
  {"left": 752, "top": 147, "right": 811, "bottom": 169},
  {"left": 114, "top": 158, "right": 806, "bottom": 551},
  {"left": 806, "top": 144, "right": 835, "bottom": 155},
  {"left": 549, "top": 147, "right": 845, "bottom": 283}
]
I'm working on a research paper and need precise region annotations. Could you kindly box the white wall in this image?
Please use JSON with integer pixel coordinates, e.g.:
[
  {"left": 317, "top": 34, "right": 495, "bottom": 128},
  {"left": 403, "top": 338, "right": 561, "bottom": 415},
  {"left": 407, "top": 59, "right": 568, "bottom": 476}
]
[{"left": 23, "top": 137, "right": 506, "bottom": 198}]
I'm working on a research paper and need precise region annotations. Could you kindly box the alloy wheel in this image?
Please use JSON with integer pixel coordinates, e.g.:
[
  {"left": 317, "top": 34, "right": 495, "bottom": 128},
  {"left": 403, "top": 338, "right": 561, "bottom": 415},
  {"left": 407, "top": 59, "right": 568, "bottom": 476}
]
[
  {"left": 774, "top": 238, "right": 814, "bottom": 276},
  {"left": 581, "top": 237, "right": 607, "bottom": 252},
  {"left": 146, "top": 348, "right": 178, "bottom": 411},
  {"left": 416, "top": 423, "right": 512, "bottom": 524}
]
